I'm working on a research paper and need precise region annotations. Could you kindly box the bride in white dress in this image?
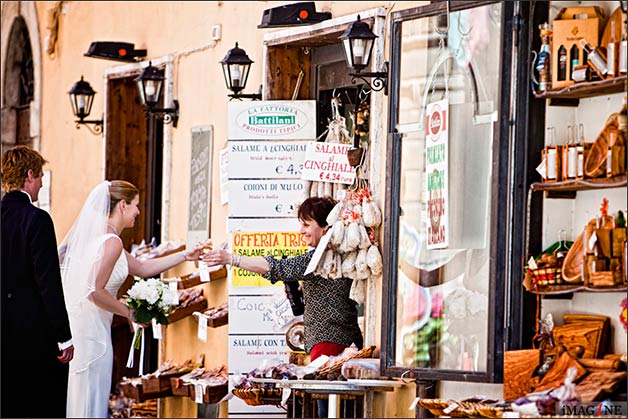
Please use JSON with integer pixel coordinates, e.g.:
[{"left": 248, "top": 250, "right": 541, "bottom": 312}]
[{"left": 59, "top": 180, "right": 209, "bottom": 418}]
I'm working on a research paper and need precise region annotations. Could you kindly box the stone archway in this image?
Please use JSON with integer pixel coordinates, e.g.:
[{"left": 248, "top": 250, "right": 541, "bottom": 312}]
[{"left": 1, "top": 1, "right": 42, "bottom": 152}]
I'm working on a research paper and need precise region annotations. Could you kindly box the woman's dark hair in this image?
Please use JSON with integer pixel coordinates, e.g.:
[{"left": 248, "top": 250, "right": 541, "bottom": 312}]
[{"left": 297, "top": 196, "right": 337, "bottom": 228}]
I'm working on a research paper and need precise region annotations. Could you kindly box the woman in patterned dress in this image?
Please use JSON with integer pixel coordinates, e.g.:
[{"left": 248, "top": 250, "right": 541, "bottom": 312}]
[{"left": 203, "top": 196, "right": 363, "bottom": 417}]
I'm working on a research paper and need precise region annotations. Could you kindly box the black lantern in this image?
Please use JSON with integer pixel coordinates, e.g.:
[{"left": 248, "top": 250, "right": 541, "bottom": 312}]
[
  {"left": 220, "top": 43, "right": 262, "bottom": 100},
  {"left": 68, "top": 76, "right": 103, "bottom": 135},
  {"left": 134, "top": 61, "right": 179, "bottom": 127},
  {"left": 339, "top": 15, "right": 389, "bottom": 93},
  {"left": 340, "top": 15, "right": 377, "bottom": 72}
]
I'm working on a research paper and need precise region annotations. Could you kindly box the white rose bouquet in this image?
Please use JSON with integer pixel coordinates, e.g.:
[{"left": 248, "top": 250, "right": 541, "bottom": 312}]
[{"left": 126, "top": 278, "right": 178, "bottom": 325}]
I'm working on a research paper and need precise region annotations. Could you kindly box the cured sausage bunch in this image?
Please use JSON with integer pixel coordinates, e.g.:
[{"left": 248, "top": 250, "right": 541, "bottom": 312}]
[{"left": 313, "top": 187, "right": 383, "bottom": 304}]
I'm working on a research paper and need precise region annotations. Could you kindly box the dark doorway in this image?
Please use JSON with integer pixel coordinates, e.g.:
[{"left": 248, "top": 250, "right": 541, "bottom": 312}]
[
  {"left": 310, "top": 43, "right": 367, "bottom": 139},
  {"left": 1, "top": 16, "right": 34, "bottom": 152},
  {"left": 105, "top": 74, "right": 163, "bottom": 391}
]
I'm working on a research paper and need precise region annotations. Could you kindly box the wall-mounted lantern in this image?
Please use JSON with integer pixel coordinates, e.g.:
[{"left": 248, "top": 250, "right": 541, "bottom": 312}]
[
  {"left": 339, "top": 15, "right": 389, "bottom": 94},
  {"left": 134, "top": 61, "right": 180, "bottom": 127},
  {"left": 220, "top": 43, "right": 262, "bottom": 100},
  {"left": 68, "top": 76, "right": 103, "bottom": 135}
]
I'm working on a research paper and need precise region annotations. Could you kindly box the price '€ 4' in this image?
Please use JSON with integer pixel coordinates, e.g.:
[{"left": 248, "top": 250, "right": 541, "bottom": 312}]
[
  {"left": 275, "top": 203, "right": 296, "bottom": 214},
  {"left": 275, "top": 164, "right": 303, "bottom": 176}
]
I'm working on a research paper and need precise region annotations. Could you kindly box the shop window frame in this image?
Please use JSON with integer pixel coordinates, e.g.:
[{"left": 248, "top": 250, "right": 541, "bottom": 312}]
[{"left": 381, "top": 0, "right": 518, "bottom": 383}]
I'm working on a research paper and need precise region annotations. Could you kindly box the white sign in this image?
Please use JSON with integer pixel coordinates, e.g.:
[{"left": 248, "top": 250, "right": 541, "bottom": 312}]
[
  {"left": 228, "top": 179, "right": 304, "bottom": 217},
  {"left": 219, "top": 146, "right": 229, "bottom": 205},
  {"left": 228, "top": 100, "right": 316, "bottom": 140},
  {"left": 228, "top": 217, "right": 302, "bottom": 233},
  {"left": 301, "top": 141, "right": 356, "bottom": 185},
  {"left": 425, "top": 99, "right": 449, "bottom": 249},
  {"left": 228, "top": 141, "right": 307, "bottom": 179},
  {"left": 228, "top": 294, "right": 291, "bottom": 334},
  {"left": 187, "top": 126, "right": 213, "bottom": 250},
  {"left": 304, "top": 229, "right": 332, "bottom": 275},
  {"left": 228, "top": 334, "right": 288, "bottom": 372}
]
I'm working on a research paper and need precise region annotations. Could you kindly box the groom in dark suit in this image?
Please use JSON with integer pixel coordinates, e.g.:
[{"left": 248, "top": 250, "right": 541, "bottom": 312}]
[{"left": 1, "top": 146, "right": 74, "bottom": 418}]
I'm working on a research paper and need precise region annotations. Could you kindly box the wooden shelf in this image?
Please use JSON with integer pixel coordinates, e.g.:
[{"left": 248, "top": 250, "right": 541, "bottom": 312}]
[
  {"left": 168, "top": 298, "right": 208, "bottom": 323},
  {"left": 531, "top": 175, "right": 627, "bottom": 195},
  {"left": 177, "top": 266, "right": 228, "bottom": 289},
  {"left": 533, "top": 76, "right": 627, "bottom": 103},
  {"left": 530, "top": 284, "right": 627, "bottom": 295}
]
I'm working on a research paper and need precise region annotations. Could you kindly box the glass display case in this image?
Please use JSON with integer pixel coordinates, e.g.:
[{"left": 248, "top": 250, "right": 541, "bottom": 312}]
[{"left": 382, "top": 0, "right": 514, "bottom": 382}]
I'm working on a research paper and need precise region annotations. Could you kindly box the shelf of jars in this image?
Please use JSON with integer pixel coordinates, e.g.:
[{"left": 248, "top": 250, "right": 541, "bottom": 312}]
[{"left": 533, "top": 75, "right": 627, "bottom": 102}]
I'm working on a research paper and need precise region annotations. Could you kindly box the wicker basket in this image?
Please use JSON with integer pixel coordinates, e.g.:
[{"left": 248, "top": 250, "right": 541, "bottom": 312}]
[
  {"left": 317, "top": 346, "right": 375, "bottom": 376},
  {"left": 417, "top": 399, "right": 512, "bottom": 418},
  {"left": 528, "top": 267, "right": 563, "bottom": 287},
  {"left": 232, "top": 388, "right": 283, "bottom": 406}
]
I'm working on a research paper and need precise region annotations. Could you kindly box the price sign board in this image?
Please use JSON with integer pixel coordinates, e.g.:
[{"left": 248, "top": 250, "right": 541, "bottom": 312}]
[
  {"left": 425, "top": 98, "right": 449, "bottom": 249},
  {"left": 228, "top": 180, "right": 305, "bottom": 217},
  {"left": 301, "top": 141, "right": 356, "bottom": 185},
  {"left": 231, "top": 231, "right": 308, "bottom": 287},
  {"left": 228, "top": 141, "right": 307, "bottom": 179}
]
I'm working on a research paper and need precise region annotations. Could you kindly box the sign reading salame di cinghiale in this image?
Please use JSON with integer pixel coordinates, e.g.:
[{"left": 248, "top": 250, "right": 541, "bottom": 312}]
[{"left": 301, "top": 141, "right": 356, "bottom": 185}]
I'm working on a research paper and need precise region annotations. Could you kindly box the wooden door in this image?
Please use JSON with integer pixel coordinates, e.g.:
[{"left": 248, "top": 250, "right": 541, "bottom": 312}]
[
  {"left": 106, "top": 76, "right": 149, "bottom": 248},
  {"left": 105, "top": 74, "right": 162, "bottom": 391}
]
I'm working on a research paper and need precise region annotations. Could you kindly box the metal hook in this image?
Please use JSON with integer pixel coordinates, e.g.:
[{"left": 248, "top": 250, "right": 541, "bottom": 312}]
[
  {"left": 359, "top": 86, "right": 371, "bottom": 103},
  {"left": 457, "top": 10, "right": 472, "bottom": 37},
  {"left": 400, "top": 370, "right": 415, "bottom": 384},
  {"left": 433, "top": 0, "right": 450, "bottom": 35}
]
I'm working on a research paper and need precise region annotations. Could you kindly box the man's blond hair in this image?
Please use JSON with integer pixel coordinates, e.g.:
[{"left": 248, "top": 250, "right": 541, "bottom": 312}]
[{"left": 1, "top": 146, "right": 47, "bottom": 191}]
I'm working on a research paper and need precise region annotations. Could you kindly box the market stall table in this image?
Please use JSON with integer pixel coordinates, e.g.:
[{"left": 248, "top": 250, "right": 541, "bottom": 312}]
[{"left": 251, "top": 378, "right": 407, "bottom": 418}]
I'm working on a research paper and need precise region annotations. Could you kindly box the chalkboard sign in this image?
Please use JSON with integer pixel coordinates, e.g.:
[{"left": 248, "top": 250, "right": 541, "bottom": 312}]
[{"left": 187, "top": 126, "right": 213, "bottom": 248}]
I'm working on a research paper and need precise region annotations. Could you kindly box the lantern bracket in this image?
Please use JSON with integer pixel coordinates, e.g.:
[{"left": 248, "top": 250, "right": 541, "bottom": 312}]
[
  {"left": 350, "top": 62, "right": 389, "bottom": 94},
  {"left": 145, "top": 100, "right": 180, "bottom": 127},
  {"left": 74, "top": 117, "right": 104, "bottom": 135}
]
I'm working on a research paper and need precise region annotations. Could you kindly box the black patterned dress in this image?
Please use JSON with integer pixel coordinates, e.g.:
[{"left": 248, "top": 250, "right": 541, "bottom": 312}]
[{"left": 262, "top": 250, "right": 363, "bottom": 353}]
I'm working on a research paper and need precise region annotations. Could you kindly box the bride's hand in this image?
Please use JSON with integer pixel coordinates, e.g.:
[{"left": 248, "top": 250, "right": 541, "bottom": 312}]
[
  {"left": 182, "top": 239, "right": 213, "bottom": 262},
  {"left": 128, "top": 308, "right": 151, "bottom": 328}
]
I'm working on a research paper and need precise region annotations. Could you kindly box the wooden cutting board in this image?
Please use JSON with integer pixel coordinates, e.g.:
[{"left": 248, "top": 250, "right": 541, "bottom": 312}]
[
  {"left": 534, "top": 351, "right": 587, "bottom": 393},
  {"left": 601, "top": 7, "right": 626, "bottom": 49},
  {"left": 504, "top": 349, "right": 541, "bottom": 401}
]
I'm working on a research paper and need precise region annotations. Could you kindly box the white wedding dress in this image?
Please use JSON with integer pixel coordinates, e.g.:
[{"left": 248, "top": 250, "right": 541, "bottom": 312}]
[{"left": 67, "top": 234, "right": 128, "bottom": 418}]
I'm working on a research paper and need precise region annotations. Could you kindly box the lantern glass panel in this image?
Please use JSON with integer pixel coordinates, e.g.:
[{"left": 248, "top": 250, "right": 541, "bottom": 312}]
[
  {"left": 138, "top": 78, "right": 162, "bottom": 107},
  {"left": 221, "top": 63, "right": 232, "bottom": 91},
  {"left": 342, "top": 38, "right": 354, "bottom": 68},
  {"left": 70, "top": 92, "right": 94, "bottom": 119},
  {"left": 354, "top": 38, "right": 374, "bottom": 69},
  {"left": 230, "top": 63, "right": 251, "bottom": 93}
]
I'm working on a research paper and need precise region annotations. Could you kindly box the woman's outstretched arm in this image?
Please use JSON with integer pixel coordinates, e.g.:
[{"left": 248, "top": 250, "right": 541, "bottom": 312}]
[{"left": 202, "top": 249, "right": 270, "bottom": 274}]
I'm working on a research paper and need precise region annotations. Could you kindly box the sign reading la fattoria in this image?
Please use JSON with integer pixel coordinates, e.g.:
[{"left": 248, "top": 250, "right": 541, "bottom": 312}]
[
  {"left": 301, "top": 141, "right": 357, "bottom": 185},
  {"left": 425, "top": 98, "right": 449, "bottom": 249},
  {"left": 228, "top": 141, "right": 307, "bottom": 179},
  {"left": 228, "top": 100, "right": 316, "bottom": 140}
]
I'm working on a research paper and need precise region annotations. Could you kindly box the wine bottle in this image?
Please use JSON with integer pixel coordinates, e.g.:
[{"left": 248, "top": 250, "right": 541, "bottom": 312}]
[
  {"left": 570, "top": 44, "right": 579, "bottom": 80},
  {"left": 557, "top": 45, "right": 567, "bottom": 81}
]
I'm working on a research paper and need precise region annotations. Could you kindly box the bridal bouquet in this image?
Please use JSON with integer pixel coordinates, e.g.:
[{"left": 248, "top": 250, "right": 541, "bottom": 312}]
[{"left": 126, "top": 278, "right": 178, "bottom": 325}]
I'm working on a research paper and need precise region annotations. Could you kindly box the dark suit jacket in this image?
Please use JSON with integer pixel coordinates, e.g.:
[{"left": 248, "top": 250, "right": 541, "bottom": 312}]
[{"left": 1, "top": 190, "right": 72, "bottom": 417}]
